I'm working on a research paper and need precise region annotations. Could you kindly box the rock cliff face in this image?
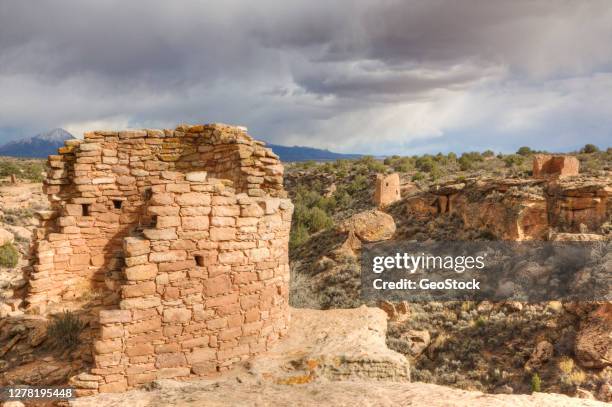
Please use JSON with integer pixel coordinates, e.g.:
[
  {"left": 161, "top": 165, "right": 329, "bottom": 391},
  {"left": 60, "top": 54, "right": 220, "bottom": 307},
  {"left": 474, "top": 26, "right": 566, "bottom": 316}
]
[{"left": 404, "top": 176, "right": 610, "bottom": 240}]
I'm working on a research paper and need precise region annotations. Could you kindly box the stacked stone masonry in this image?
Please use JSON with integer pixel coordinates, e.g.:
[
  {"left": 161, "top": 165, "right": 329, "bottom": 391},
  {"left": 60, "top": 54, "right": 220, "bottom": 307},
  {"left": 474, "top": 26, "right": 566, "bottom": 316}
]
[
  {"left": 533, "top": 154, "right": 580, "bottom": 179},
  {"left": 28, "top": 123, "right": 293, "bottom": 393},
  {"left": 374, "top": 173, "right": 401, "bottom": 207}
]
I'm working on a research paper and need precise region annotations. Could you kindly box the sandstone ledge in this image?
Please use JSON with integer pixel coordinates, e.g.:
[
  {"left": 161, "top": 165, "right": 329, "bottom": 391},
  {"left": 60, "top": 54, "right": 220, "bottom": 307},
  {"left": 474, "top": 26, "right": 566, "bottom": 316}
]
[
  {"left": 69, "top": 372, "right": 608, "bottom": 407},
  {"left": 249, "top": 306, "right": 410, "bottom": 382}
]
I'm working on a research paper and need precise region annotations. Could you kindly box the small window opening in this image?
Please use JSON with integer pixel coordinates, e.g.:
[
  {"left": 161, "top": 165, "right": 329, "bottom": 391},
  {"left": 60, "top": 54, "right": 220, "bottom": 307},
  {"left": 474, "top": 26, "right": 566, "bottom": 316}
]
[
  {"left": 143, "top": 187, "right": 153, "bottom": 200},
  {"left": 112, "top": 199, "right": 123, "bottom": 209},
  {"left": 150, "top": 215, "right": 158, "bottom": 228},
  {"left": 386, "top": 182, "right": 389, "bottom": 187},
  {"left": 194, "top": 255, "right": 205, "bottom": 267},
  {"left": 82, "top": 204, "right": 90, "bottom": 216}
]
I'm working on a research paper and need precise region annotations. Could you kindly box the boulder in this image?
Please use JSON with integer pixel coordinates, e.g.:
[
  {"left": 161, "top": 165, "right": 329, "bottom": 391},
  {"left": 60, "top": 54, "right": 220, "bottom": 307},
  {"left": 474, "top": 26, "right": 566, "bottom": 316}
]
[
  {"left": 399, "top": 329, "right": 431, "bottom": 357},
  {"left": 341, "top": 210, "right": 396, "bottom": 242},
  {"left": 249, "top": 306, "right": 410, "bottom": 382},
  {"left": 575, "top": 303, "right": 612, "bottom": 368},
  {"left": 525, "top": 340, "right": 554, "bottom": 370},
  {"left": 0, "top": 227, "right": 14, "bottom": 246}
]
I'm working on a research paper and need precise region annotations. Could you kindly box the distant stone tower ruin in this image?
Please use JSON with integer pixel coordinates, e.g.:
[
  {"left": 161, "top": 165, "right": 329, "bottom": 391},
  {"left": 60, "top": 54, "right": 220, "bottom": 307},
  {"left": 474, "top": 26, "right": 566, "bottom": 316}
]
[
  {"left": 533, "top": 154, "right": 579, "bottom": 179},
  {"left": 374, "top": 173, "right": 401, "bottom": 207},
  {"left": 29, "top": 124, "right": 293, "bottom": 392}
]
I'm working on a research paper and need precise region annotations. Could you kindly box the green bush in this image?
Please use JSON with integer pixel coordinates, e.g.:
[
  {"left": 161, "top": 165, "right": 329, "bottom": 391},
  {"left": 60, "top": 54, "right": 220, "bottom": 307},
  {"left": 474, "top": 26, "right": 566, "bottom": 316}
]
[
  {"left": 289, "top": 224, "right": 309, "bottom": 251},
  {"left": 356, "top": 155, "right": 387, "bottom": 173},
  {"left": 47, "top": 310, "right": 85, "bottom": 350},
  {"left": 581, "top": 143, "right": 600, "bottom": 153},
  {"left": 346, "top": 174, "right": 368, "bottom": 194},
  {"left": 517, "top": 146, "right": 533, "bottom": 156},
  {"left": 0, "top": 243, "right": 19, "bottom": 268},
  {"left": 0, "top": 160, "right": 45, "bottom": 182},
  {"left": 308, "top": 207, "right": 334, "bottom": 232},
  {"left": 458, "top": 152, "right": 483, "bottom": 171},
  {"left": 503, "top": 154, "right": 525, "bottom": 167},
  {"left": 415, "top": 156, "right": 437, "bottom": 172},
  {"left": 412, "top": 172, "right": 425, "bottom": 181},
  {"left": 531, "top": 373, "right": 541, "bottom": 393}
]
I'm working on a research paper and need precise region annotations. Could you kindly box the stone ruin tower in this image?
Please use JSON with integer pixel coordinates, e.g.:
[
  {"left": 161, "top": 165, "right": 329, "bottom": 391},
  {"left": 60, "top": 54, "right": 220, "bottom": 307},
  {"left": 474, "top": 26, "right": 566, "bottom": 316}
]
[
  {"left": 28, "top": 123, "right": 293, "bottom": 392},
  {"left": 533, "top": 154, "right": 579, "bottom": 178},
  {"left": 373, "top": 173, "right": 401, "bottom": 207}
]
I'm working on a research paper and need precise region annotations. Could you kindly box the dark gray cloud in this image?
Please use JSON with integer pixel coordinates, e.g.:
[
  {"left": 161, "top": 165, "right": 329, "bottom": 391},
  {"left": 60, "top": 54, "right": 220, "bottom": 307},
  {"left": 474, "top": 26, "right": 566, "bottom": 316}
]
[{"left": 1, "top": 0, "right": 611, "bottom": 154}]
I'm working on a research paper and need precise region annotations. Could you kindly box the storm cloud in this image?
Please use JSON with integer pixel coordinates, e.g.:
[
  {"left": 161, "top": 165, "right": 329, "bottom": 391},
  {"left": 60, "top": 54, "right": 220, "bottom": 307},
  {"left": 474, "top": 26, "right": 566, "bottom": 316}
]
[{"left": 1, "top": 0, "right": 611, "bottom": 154}]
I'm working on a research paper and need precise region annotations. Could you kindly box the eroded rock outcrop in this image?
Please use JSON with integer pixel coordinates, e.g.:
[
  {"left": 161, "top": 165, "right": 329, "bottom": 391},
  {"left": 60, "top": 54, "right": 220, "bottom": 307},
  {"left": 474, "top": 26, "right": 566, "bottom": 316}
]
[
  {"left": 405, "top": 176, "right": 611, "bottom": 240},
  {"left": 575, "top": 303, "right": 612, "bottom": 369}
]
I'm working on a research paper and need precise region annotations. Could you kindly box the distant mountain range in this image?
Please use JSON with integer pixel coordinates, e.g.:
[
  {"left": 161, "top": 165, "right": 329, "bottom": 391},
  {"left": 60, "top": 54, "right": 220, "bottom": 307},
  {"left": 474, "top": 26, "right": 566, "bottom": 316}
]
[
  {"left": 0, "top": 128, "right": 74, "bottom": 158},
  {"left": 266, "top": 144, "right": 361, "bottom": 162},
  {"left": 0, "top": 129, "right": 362, "bottom": 162}
]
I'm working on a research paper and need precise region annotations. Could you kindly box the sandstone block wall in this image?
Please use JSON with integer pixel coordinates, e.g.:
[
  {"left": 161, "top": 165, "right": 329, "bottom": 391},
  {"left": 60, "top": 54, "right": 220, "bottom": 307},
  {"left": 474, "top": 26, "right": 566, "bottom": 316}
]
[
  {"left": 92, "top": 178, "right": 291, "bottom": 392},
  {"left": 28, "top": 123, "right": 293, "bottom": 392},
  {"left": 374, "top": 173, "right": 401, "bottom": 207},
  {"left": 533, "top": 154, "right": 579, "bottom": 178}
]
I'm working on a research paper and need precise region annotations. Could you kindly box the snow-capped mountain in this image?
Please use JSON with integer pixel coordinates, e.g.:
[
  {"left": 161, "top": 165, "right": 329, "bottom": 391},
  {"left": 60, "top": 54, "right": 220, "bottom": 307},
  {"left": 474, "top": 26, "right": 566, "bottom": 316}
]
[{"left": 0, "top": 128, "right": 75, "bottom": 158}]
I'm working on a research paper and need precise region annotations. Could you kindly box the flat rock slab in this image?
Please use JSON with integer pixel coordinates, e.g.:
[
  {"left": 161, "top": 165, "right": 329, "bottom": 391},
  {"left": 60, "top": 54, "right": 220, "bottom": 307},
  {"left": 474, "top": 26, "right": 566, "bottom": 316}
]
[
  {"left": 70, "top": 378, "right": 609, "bottom": 407},
  {"left": 249, "top": 305, "right": 410, "bottom": 382}
]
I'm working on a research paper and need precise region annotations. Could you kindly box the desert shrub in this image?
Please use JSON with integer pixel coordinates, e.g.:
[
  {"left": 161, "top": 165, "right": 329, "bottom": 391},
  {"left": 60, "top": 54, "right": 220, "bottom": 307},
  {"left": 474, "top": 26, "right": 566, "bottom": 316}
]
[
  {"left": 345, "top": 174, "right": 369, "bottom": 194},
  {"left": 474, "top": 316, "right": 487, "bottom": 328},
  {"left": 415, "top": 156, "right": 437, "bottom": 172},
  {"left": 21, "top": 161, "right": 45, "bottom": 181},
  {"left": 531, "top": 373, "right": 541, "bottom": 392},
  {"left": 558, "top": 356, "right": 574, "bottom": 374},
  {"left": 517, "top": 146, "right": 533, "bottom": 156},
  {"left": 483, "top": 150, "right": 495, "bottom": 157},
  {"left": 391, "top": 157, "right": 414, "bottom": 172},
  {"left": 568, "top": 370, "right": 585, "bottom": 386},
  {"left": 581, "top": 143, "right": 599, "bottom": 153},
  {"left": 0, "top": 160, "right": 45, "bottom": 182},
  {"left": 430, "top": 165, "right": 443, "bottom": 180},
  {"left": 357, "top": 155, "right": 386, "bottom": 172},
  {"left": 2, "top": 208, "right": 34, "bottom": 226},
  {"left": 503, "top": 154, "right": 525, "bottom": 167},
  {"left": 458, "top": 152, "right": 483, "bottom": 171},
  {"left": 289, "top": 268, "right": 321, "bottom": 309},
  {"left": 333, "top": 189, "right": 353, "bottom": 209},
  {"left": 308, "top": 207, "right": 334, "bottom": 232},
  {"left": 298, "top": 160, "right": 317, "bottom": 169},
  {"left": 289, "top": 224, "right": 309, "bottom": 251},
  {"left": 47, "top": 310, "right": 85, "bottom": 350},
  {"left": 412, "top": 172, "right": 425, "bottom": 181},
  {"left": 0, "top": 161, "right": 22, "bottom": 178},
  {"left": 0, "top": 243, "right": 19, "bottom": 268}
]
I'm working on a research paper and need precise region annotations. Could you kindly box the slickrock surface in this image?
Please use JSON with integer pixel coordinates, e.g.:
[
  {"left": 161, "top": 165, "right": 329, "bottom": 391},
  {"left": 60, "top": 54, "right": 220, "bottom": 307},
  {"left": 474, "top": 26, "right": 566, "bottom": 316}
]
[
  {"left": 70, "top": 307, "right": 608, "bottom": 407},
  {"left": 69, "top": 379, "right": 610, "bottom": 407},
  {"left": 249, "top": 306, "right": 410, "bottom": 382}
]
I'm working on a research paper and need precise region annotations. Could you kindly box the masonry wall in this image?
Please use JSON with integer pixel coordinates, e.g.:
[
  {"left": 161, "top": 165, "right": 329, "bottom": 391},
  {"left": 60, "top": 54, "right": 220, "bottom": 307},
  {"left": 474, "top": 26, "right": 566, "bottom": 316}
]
[
  {"left": 91, "top": 176, "right": 291, "bottom": 392},
  {"left": 28, "top": 123, "right": 293, "bottom": 393},
  {"left": 533, "top": 154, "right": 580, "bottom": 179},
  {"left": 374, "top": 173, "right": 401, "bottom": 207},
  {"left": 29, "top": 124, "right": 286, "bottom": 311}
]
